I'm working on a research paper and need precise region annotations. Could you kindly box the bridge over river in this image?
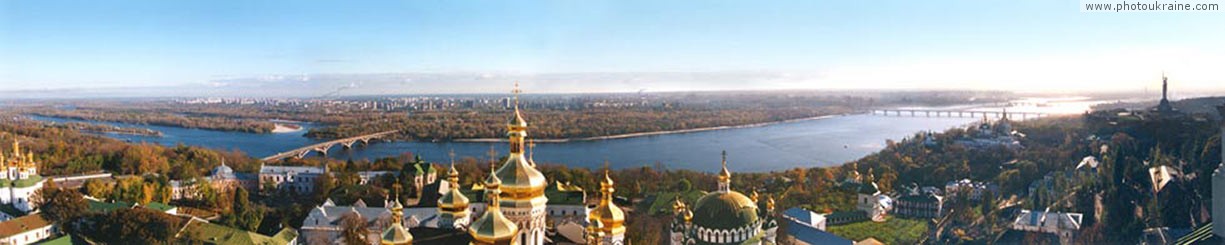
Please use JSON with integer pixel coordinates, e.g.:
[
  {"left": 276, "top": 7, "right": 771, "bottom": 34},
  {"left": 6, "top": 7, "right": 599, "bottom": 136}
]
[
  {"left": 261, "top": 130, "right": 399, "bottom": 161},
  {"left": 872, "top": 109, "right": 1046, "bottom": 120}
]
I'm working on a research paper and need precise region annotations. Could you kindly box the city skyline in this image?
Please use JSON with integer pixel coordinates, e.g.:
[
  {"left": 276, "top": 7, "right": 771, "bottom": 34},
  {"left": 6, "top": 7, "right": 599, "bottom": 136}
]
[{"left": 2, "top": 0, "right": 1223, "bottom": 94}]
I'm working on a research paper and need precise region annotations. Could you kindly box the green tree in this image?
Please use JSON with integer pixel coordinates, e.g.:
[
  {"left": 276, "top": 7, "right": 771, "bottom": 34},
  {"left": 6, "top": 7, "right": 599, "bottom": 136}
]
[
  {"left": 222, "top": 188, "right": 263, "bottom": 231},
  {"left": 314, "top": 172, "right": 336, "bottom": 203}
]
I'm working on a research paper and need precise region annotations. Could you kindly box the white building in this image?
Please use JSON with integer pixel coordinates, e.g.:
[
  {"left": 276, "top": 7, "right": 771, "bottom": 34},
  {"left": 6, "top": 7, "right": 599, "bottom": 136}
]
[
  {"left": 259, "top": 165, "right": 327, "bottom": 194},
  {"left": 300, "top": 199, "right": 440, "bottom": 244},
  {"left": 0, "top": 214, "right": 55, "bottom": 245},
  {"left": 1011, "top": 209, "right": 1083, "bottom": 245},
  {"left": 853, "top": 170, "right": 891, "bottom": 222},
  {"left": 0, "top": 140, "right": 45, "bottom": 214}
]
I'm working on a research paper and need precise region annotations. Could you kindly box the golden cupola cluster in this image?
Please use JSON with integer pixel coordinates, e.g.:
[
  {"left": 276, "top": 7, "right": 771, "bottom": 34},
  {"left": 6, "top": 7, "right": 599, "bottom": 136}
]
[
  {"left": 588, "top": 170, "right": 626, "bottom": 238},
  {"left": 470, "top": 164, "right": 518, "bottom": 245},
  {"left": 2, "top": 139, "right": 36, "bottom": 170}
]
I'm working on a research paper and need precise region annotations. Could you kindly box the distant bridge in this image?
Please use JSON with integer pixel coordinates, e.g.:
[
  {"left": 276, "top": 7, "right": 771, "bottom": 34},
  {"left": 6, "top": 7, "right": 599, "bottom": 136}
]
[
  {"left": 261, "top": 130, "right": 399, "bottom": 162},
  {"left": 871, "top": 109, "right": 1047, "bottom": 120}
]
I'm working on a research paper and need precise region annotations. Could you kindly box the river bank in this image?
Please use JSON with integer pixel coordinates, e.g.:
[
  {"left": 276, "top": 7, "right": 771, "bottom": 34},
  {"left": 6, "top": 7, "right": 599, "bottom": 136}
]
[
  {"left": 272, "top": 123, "right": 303, "bottom": 133},
  {"left": 452, "top": 114, "right": 847, "bottom": 143}
]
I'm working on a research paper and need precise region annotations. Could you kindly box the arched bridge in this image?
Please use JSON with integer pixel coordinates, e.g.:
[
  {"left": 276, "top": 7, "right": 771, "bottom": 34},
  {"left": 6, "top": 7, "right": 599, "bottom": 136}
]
[
  {"left": 261, "top": 130, "right": 399, "bottom": 162},
  {"left": 871, "top": 109, "right": 1047, "bottom": 120}
]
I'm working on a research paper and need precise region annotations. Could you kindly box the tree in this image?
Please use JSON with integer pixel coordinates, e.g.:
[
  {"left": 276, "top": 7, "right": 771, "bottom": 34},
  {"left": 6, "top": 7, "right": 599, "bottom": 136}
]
[
  {"left": 36, "top": 180, "right": 88, "bottom": 232},
  {"left": 338, "top": 212, "right": 369, "bottom": 245},
  {"left": 82, "top": 208, "right": 184, "bottom": 244},
  {"left": 222, "top": 188, "right": 263, "bottom": 231},
  {"left": 82, "top": 178, "right": 113, "bottom": 198},
  {"left": 314, "top": 172, "right": 336, "bottom": 203}
]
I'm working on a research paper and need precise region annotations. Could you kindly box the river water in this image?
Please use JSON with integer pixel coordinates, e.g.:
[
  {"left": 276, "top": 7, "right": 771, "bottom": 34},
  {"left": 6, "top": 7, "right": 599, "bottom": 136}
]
[{"left": 30, "top": 113, "right": 991, "bottom": 172}]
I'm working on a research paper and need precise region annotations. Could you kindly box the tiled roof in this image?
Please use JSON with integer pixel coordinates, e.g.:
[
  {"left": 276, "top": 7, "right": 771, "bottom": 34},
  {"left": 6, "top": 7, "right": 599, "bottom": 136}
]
[{"left": 0, "top": 214, "right": 51, "bottom": 238}]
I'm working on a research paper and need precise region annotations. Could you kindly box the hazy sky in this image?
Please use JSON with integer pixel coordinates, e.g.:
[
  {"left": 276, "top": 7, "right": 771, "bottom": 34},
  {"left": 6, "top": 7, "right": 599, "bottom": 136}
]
[{"left": 1, "top": 0, "right": 1223, "bottom": 93}]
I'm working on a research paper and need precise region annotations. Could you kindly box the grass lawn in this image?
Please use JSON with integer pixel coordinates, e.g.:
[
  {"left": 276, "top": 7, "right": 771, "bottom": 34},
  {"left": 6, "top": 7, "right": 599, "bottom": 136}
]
[{"left": 827, "top": 217, "right": 929, "bottom": 244}]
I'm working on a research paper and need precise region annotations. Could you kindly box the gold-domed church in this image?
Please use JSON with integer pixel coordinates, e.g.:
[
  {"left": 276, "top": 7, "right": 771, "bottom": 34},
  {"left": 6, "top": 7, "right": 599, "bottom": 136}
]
[
  {"left": 312, "top": 83, "right": 624, "bottom": 244},
  {"left": 470, "top": 82, "right": 624, "bottom": 245},
  {"left": 671, "top": 151, "right": 778, "bottom": 245},
  {"left": 586, "top": 169, "right": 627, "bottom": 244},
  {"left": 492, "top": 82, "right": 551, "bottom": 245},
  {"left": 0, "top": 139, "right": 45, "bottom": 213}
]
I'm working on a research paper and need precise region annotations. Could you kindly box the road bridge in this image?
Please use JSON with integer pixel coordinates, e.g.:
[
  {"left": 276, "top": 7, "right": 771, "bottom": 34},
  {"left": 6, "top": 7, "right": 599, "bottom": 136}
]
[
  {"left": 871, "top": 109, "right": 1046, "bottom": 120},
  {"left": 261, "top": 130, "right": 399, "bottom": 162}
]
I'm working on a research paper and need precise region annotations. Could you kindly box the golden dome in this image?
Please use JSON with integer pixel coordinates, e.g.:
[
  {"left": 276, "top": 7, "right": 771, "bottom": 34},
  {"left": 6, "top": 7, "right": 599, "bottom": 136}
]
[
  {"left": 382, "top": 196, "right": 412, "bottom": 245},
  {"left": 766, "top": 195, "right": 776, "bottom": 211},
  {"left": 380, "top": 223, "right": 413, "bottom": 245},
  {"left": 438, "top": 164, "right": 470, "bottom": 211},
  {"left": 589, "top": 170, "right": 626, "bottom": 235},
  {"left": 494, "top": 154, "right": 547, "bottom": 200},
  {"left": 470, "top": 168, "right": 518, "bottom": 244}
]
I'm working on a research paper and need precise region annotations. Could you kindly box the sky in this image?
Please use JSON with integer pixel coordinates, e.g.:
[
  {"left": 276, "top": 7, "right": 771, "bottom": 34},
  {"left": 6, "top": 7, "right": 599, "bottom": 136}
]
[{"left": 1, "top": 0, "right": 1223, "bottom": 95}]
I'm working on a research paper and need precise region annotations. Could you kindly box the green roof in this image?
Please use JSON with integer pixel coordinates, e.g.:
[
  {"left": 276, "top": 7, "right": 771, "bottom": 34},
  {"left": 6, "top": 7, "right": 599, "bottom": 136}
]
[
  {"left": 13, "top": 175, "right": 44, "bottom": 188},
  {"left": 545, "top": 183, "right": 585, "bottom": 205},
  {"left": 88, "top": 200, "right": 134, "bottom": 213},
  {"left": 643, "top": 190, "right": 706, "bottom": 216},
  {"left": 177, "top": 219, "right": 297, "bottom": 245},
  {"left": 691, "top": 191, "right": 759, "bottom": 230},
  {"left": 0, "top": 176, "right": 45, "bottom": 188},
  {"left": 143, "top": 202, "right": 176, "bottom": 212}
]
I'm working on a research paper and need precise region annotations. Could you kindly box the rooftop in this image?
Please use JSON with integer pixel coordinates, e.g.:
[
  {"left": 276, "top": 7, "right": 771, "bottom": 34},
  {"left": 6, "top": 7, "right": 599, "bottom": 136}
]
[
  {"left": 0, "top": 214, "right": 51, "bottom": 238},
  {"left": 176, "top": 219, "right": 297, "bottom": 245},
  {"left": 259, "top": 165, "right": 325, "bottom": 175}
]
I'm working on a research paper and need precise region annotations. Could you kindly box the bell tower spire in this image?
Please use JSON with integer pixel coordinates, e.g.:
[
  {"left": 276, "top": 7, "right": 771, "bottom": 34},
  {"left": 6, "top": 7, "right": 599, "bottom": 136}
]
[
  {"left": 507, "top": 82, "right": 528, "bottom": 155},
  {"left": 718, "top": 150, "right": 732, "bottom": 192}
]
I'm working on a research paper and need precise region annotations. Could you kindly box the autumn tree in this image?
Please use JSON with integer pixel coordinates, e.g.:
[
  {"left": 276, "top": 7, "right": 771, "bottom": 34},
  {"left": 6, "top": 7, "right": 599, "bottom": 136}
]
[
  {"left": 36, "top": 180, "right": 88, "bottom": 232},
  {"left": 338, "top": 212, "right": 369, "bottom": 244}
]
